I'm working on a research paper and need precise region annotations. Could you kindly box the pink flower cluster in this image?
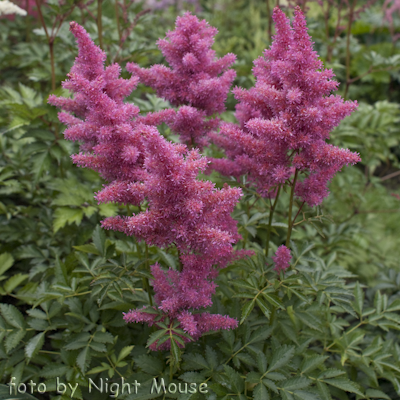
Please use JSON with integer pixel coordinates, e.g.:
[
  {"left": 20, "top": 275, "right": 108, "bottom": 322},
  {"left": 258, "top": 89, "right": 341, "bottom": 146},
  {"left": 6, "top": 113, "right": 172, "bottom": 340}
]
[
  {"left": 272, "top": 245, "right": 292, "bottom": 273},
  {"left": 127, "top": 12, "right": 236, "bottom": 148},
  {"left": 210, "top": 7, "right": 360, "bottom": 206},
  {"left": 49, "top": 21, "right": 241, "bottom": 349}
]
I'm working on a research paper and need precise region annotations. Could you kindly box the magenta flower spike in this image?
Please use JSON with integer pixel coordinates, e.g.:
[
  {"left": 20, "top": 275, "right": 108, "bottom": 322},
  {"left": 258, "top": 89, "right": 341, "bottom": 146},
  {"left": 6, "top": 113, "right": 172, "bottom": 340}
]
[
  {"left": 210, "top": 7, "right": 361, "bottom": 206},
  {"left": 272, "top": 245, "right": 292, "bottom": 273},
  {"left": 127, "top": 12, "right": 236, "bottom": 148},
  {"left": 49, "top": 22, "right": 244, "bottom": 349}
]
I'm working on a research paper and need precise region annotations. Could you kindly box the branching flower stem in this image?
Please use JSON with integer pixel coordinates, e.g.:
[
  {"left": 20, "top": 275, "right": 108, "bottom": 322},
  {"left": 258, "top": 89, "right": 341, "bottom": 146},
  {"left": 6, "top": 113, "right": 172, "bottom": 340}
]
[
  {"left": 265, "top": 185, "right": 281, "bottom": 257},
  {"left": 286, "top": 169, "right": 299, "bottom": 247}
]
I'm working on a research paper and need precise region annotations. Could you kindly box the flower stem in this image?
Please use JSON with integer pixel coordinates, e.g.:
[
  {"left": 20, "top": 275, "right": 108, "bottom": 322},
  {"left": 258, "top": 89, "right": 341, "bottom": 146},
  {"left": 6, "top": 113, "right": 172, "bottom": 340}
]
[
  {"left": 286, "top": 169, "right": 298, "bottom": 247},
  {"left": 265, "top": 185, "right": 281, "bottom": 257},
  {"left": 114, "top": 0, "right": 122, "bottom": 43},
  {"left": 34, "top": 0, "right": 56, "bottom": 91},
  {"left": 97, "top": 0, "right": 104, "bottom": 50},
  {"left": 344, "top": 0, "right": 356, "bottom": 99}
]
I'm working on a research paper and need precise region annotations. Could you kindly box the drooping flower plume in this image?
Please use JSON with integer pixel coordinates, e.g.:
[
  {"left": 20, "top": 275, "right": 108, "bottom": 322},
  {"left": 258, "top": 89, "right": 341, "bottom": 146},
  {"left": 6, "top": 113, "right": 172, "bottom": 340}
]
[
  {"left": 210, "top": 7, "right": 361, "bottom": 206},
  {"left": 127, "top": 12, "right": 236, "bottom": 148}
]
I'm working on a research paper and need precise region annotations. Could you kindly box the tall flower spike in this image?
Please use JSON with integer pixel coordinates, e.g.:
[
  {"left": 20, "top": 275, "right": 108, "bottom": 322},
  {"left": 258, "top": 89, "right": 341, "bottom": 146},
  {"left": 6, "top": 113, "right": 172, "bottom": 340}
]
[
  {"left": 210, "top": 7, "right": 360, "bottom": 206},
  {"left": 48, "top": 22, "right": 174, "bottom": 206},
  {"left": 50, "top": 22, "right": 244, "bottom": 350},
  {"left": 103, "top": 127, "right": 246, "bottom": 347},
  {"left": 127, "top": 12, "right": 236, "bottom": 148}
]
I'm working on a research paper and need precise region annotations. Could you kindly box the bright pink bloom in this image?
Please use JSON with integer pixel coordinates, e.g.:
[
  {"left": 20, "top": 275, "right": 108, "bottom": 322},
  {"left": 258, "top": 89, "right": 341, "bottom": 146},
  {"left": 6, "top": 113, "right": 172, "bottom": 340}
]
[
  {"left": 50, "top": 21, "right": 242, "bottom": 348},
  {"left": 272, "top": 245, "right": 292, "bottom": 273},
  {"left": 127, "top": 12, "right": 236, "bottom": 148},
  {"left": 210, "top": 7, "right": 360, "bottom": 206}
]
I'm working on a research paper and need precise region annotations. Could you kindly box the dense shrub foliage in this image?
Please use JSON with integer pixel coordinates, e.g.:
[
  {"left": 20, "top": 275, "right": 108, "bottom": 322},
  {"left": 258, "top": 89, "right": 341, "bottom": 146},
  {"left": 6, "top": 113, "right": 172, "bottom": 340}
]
[{"left": 0, "top": 1, "right": 400, "bottom": 400}]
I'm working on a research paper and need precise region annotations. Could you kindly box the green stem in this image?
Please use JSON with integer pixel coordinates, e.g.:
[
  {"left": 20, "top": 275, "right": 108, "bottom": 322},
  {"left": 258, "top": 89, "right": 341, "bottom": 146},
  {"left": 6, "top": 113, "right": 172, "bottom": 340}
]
[
  {"left": 114, "top": 0, "right": 122, "bottom": 43},
  {"left": 34, "top": 0, "right": 55, "bottom": 90},
  {"left": 177, "top": 246, "right": 182, "bottom": 272},
  {"left": 97, "top": 0, "right": 104, "bottom": 50},
  {"left": 144, "top": 243, "right": 153, "bottom": 306},
  {"left": 344, "top": 0, "right": 356, "bottom": 99},
  {"left": 286, "top": 170, "right": 298, "bottom": 247},
  {"left": 265, "top": 185, "right": 281, "bottom": 257}
]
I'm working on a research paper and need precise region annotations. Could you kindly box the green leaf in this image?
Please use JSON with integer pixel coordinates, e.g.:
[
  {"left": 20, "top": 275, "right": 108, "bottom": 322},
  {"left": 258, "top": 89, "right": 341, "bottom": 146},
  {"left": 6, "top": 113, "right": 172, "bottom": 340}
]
[
  {"left": 3, "top": 273, "right": 29, "bottom": 293},
  {"left": 92, "top": 225, "right": 106, "bottom": 256},
  {"left": 316, "top": 381, "right": 332, "bottom": 400},
  {"left": 73, "top": 244, "right": 101, "bottom": 256},
  {"left": 268, "top": 345, "right": 295, "bottom": 372},
  {"left": 40, "top": 363, "right": 69, "bottom": 378},
  {"left": 0, "top": 304, "right": 26, "bottom": 329},
  {"left": 5, "top": 329, "right": 26, "bottom": 352},
  {"left": 253, "top": 383, "right": 270, "bottom": 400},
  {"left": 365, "top": 389, "right": 391, "bottom": 399},
  {"left": 87, "top": 365, "right": 109, "bottom": 374},
  {"left": 182, "top": 353, "right": 209, "bottom": 370},
  {"left": 118, "top": 345, "right": 134, "bottom": 361},
  {"left": 64, "top": 340, "right": 88, "bottom": 350},
  {"left": 224, "top": 365, "right": 244, "bottom": 393},
  {"left": 136, "top": 354, "right": 163, "bottom": 375},
  {"left": 89, "top": 341, "right": 107, "bottom": 352},
  {"left": 265, "top": 372, "right": 286, "bottom": 381},
  {"left": 281, "top": 377, "right": 311, "bottom": 391},
  {"left": 25, "top": 332, "right": 45, "bottom": 360},
  {"left": 240, "top": 299, "right": 255, "bottom": 324},
  {"left": 246, "top": 371, "right": 262, "bottom": 383},
  {"left": 26, "top": 308, "right": 47, "bottom": 320},
  {"left": 374, "top": 291, "right": 383, "bottom": 314},
  {"left": 76, "top": 346, "right": 91, "bottom": 374},
  {"left": 256, "top": 297, "right": 271, "bottom": 319},
  {"left": 262, "top": 292, "right": 285, "bottom": 309},
  {"left": 53, "top": 207, "right": 84, "bottom": 232},
  {"left": 387, "top": 299, "right": 400, "bottom": 312},
  {"left": 293, "top": 390, "right": 321, "bottom": 400},
  {"left": 301, "top": 355, "right": 328, "bottom": 374},
  {"left": 205, "top": 345, "right": 218, "bottom": 369},
  {"left": 157, "top": 249, "right": 176, "bottom": 270},
  {"left": 249, "top": 326, "right": 273, "bottom": 344},
  {"left": 0, "top": 252, "right": 14, "bottom": 276},
  {"left": 93, "top": 331, "right": 114, "bottom": 344},
  {"left": 262, "top": 379, "right": 278, "bottom": 393},
  {"left": 179, "top": 371, "right": 206, "bottom": 384},
  {"left": 170, "top": 339, "right": 181, "bottom": 364},
  {"left": 317, "top": 369, "right": 345, "bottom": 379},
  {"left": 322, "top": 378, "right": 363, "bottom": 396},
  {"left": 146, "top": 329, "right": 168, "bottom": 348},
  {"left": 352, "top": 282, "right": 364, "bottom": 317},
  {"left": 257, "top": 352, "right": 267, "bottom": 373}
]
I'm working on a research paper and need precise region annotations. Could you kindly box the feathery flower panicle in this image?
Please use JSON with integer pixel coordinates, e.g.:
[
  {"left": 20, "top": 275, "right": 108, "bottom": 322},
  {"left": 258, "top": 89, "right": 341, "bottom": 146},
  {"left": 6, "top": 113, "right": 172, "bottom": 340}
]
[
  {"left": 48, "top": 22, "right": 174, "bottom": 206},
  {"left": 272, "top": 245, "right": 292, "bottom": 273},
  {"left": 127, "top": 12, "right": 236, "bottom": 148},
  {"left": 103, "top": 127, "right": 244, "bottom": 345},
  {"left": 49, "top": 22, "right": 243, "bottom": 349},
  {"left": 210, "top": 7, "right": 360, "bottom": 206}
]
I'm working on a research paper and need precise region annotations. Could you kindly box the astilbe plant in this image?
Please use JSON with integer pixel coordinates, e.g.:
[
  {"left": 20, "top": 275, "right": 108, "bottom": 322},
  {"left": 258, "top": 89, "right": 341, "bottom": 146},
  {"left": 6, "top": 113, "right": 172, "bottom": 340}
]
[
  {"left": 209, "top": 6, "right": 361, "bottom": 253},
  {"left": 127, "top": 12, "right": 236, "bottom": 148},
  {"left": 49, "top": 21, "right": 244, "bottom": 350}
]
